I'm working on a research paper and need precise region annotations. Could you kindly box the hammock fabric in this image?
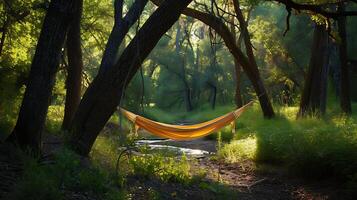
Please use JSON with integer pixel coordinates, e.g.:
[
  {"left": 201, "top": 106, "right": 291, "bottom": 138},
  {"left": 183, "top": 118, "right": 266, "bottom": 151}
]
[{"left": 119, "top": 101, "right": 253, "bottom": 140}]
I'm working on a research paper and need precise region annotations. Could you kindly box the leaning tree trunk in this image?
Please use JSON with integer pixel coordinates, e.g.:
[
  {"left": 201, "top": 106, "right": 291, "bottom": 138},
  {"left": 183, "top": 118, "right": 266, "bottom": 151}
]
[
  {"left": 69, "top": 0, "right": 192, "bottom": 156},
  {"left": 6, "top": 0, "right": 80, "bottom": 154},
  {"left": 338, "top": 3, "right": 352, "bottom": 114},
  {"left": 97, "top": 0, "right": 148, "bottom": 75},
  {"left": 151, "top": 0, "right": 275, "bottom": 118},
  {"left": 62, "top": 0, "right": 84, "bottom": 130},
  {"left": 297, "top": 24, "right": 330, "bottom": 117}
]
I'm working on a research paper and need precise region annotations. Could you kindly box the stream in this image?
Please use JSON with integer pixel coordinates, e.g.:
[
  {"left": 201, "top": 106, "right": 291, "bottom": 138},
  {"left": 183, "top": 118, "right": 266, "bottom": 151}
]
[{"left": 135, "top": 139, "right": 213, "bottom": 158}]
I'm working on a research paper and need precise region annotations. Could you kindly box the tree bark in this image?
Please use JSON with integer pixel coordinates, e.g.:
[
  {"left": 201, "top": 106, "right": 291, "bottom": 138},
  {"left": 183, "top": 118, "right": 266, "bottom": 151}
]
[
  {"left": 297, "top": 24, "right": 330, "bottom": 117},
  {"left": 0, "top": 18, "right": 9, "bottom": 57},
  {"left": 150, "top": 0, "right": 274, "bottom": 118},
  {"left": 338, "top": 3, "right": 352, "bottom": 114},
  {"left": 6, "top": 0, "right": 80, "bottom": 154},
  {"left": 97, "top": 0, "right": 148, "bottom": 75},
  {"left": 233, "top": 58, "right": 243, "bottom": 107},
  {"left": 230, "top": 15, "right": 243, "bottom": 108},
  {"left": 62, "top": 0, "right": 84, "bottom": 130},
  {"left": 69, "top": 0, "right": 192, "bottom": 156}
]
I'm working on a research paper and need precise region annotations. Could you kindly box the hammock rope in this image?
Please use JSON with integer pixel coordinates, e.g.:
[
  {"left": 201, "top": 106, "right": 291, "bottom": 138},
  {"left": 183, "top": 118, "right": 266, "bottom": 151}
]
[{"left": 119, "top": 101, "right": 253, "bottom": 140}]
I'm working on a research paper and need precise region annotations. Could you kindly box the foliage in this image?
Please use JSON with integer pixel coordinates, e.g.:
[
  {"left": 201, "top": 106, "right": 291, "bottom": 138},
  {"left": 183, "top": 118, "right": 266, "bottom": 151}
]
[
  {"left": 8, "top": 148, "right": 127, "bottom": 200},
  {"left": 129, "top": 153, "right": 192, "bottom": 184},
  {"left": 45, "top": 105, "right": 64, "bottom": 134}
]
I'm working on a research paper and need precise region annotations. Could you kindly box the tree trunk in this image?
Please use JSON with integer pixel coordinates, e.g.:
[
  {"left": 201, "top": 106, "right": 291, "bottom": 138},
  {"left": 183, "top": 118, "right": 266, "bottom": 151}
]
[
  {"left": 0, "top": 18, "right": 9, "bottom": 57},
  {"left": 62, "top": 0, "right": 84, "bottom": 130},
  {"left": 233, "top": 58, "right": 243, "bottom": 107},
  {"left": 6, "top": 0, "right": 80, "bottom": 154},
  {"left": 151, "top": 0, "right": 275, "bottom": 118},
  {"left": 297, "top": 24, "right": 330, "bottom": 117},
  {"left": 210, "top": 84, "right": 217, "bottom": 109},
  {"left": 230, "top": 15, "right": 243, "bottom": 108},
  {"left": 338, "top": 3, "right": 352, "bottom": 114},
  {"left": 69, "top": 0, "right": 192, "bottom": 156},
  {"left": 175, "top": 22, "right": 193, "bottom": 111},
  {"left": 97, "top": 0, "right": 148, "bottom": 75}
]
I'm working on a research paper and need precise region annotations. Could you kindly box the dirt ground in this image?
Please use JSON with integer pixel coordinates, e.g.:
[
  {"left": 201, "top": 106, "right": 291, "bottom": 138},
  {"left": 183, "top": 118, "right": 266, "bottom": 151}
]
[{"left": 150, "top": 139, "right": 352, "bottom": 200}]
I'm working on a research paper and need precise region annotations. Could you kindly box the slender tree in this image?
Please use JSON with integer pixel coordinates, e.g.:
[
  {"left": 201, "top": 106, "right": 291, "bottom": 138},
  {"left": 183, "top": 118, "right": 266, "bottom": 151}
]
[{"left": 175, "top": 21, "right": 193, "bottom": 111}]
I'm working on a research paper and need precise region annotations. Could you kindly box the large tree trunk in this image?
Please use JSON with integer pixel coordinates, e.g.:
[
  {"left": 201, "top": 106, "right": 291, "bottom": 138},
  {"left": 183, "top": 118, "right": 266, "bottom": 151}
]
[
  {"left": 151, "top": 0, "right": 275, "bottom": 118},
  {"left": 62, "top": 0, "right": 84, "bottom": 130},
  {"left": 69, "top": 0, "right": 192, "bottom": 156},
  {"left": 6, "top": 0, "right": 80, "bottom": 154},
  {"left": 297, "top": 24, "right": 330, "bottom": 117},
  {"left": 338, "top": 3, "right": 352, "bottom": 114}
]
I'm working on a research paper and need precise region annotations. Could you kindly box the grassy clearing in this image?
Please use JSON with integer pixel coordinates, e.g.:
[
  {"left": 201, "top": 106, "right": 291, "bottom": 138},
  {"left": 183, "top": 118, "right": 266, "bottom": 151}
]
[{"left": 215, "top": 102, "right": 357, "bottom": 195}]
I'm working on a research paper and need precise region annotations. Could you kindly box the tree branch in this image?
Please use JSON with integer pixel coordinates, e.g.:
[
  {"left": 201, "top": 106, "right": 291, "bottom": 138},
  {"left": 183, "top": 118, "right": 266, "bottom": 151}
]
[{"left": 272, "top": 0, "right": 357, "bottom": 19}]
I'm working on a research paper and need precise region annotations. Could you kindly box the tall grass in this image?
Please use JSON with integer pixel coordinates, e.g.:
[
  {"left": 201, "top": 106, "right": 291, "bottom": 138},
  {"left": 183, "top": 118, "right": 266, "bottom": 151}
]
[{"left": 217, "top": 102, "right": 357, "bottom": 194}]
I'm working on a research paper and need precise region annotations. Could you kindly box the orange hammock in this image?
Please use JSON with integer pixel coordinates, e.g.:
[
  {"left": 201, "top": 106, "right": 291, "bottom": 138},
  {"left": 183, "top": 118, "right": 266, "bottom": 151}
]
[{"left": 119, "top": 101, "right": 253, "bottom": 140}]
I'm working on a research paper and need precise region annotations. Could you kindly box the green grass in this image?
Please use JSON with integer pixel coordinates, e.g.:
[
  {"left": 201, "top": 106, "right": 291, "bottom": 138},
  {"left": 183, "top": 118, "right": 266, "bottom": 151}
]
[
  {"left": 8, "top": 147, "right": 127, "bottom": 200},
  {"left": 216, "top": 102, "right": 357, "bottom": 195},
  {"left": 218, "top": 136, "right": 257, "bottom": 163},
  {"left": 129, "top": 153, "right": 192, "bottom": 184}
]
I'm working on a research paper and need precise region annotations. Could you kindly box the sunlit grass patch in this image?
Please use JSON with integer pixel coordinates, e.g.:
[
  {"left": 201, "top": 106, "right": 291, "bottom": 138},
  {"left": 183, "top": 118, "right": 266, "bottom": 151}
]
[
  {"left": 129, "top": 153, "right": 192, "bottom": 184},
  {"left": 218, "top": 137, "right": 257, "bottom": 163}
]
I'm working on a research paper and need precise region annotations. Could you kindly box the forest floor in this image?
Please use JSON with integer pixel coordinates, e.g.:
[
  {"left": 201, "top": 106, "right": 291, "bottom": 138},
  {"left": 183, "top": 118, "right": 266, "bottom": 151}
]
[
  {"left": 0, "top": 135, "right": 351, "bottom": 200},
  {"left": 134, "top": 139, "right": 350, "bottom": 200}
]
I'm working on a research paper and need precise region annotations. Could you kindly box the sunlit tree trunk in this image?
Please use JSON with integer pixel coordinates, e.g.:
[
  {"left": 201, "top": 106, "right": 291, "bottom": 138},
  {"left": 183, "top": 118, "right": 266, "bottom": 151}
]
[
  {"left": 338, "top": 3, "right": 352, "bottom": 114},
  {"left": 6, "top": 0, "right": 80, "bottom": 154},
  {"left": 230, "top": 15, "right": 243, "bottom": 108},
  {"left": 298, "top": 24, "right": 330, "bottom": 117},
  {"left": 62, "top": 0, "right": 84, "bottom": 130},
  {"left": 69, "top": 0, "right": 192, "bottom": 156}
]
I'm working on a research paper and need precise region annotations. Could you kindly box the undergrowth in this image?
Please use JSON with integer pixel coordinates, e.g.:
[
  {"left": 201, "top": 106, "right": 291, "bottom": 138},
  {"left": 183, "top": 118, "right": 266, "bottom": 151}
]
[
  {"left": 7, "top": 148, "right": 127, "bottom": 200},
  {"left": 216, "top": 103, "right": 357, "bottom": 196}
]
